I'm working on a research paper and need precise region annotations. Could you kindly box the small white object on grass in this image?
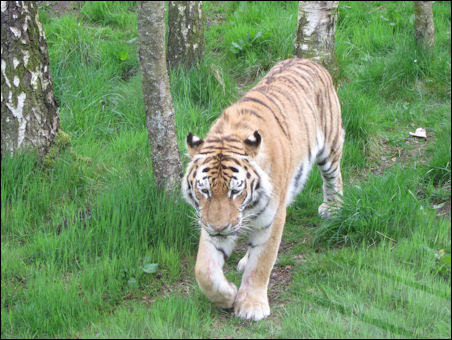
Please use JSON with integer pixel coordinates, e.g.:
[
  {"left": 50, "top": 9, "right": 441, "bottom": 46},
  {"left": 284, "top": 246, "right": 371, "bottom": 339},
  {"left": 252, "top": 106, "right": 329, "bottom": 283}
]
[{"left": 409, "top": 128, "right": 427, "bottom": 139}]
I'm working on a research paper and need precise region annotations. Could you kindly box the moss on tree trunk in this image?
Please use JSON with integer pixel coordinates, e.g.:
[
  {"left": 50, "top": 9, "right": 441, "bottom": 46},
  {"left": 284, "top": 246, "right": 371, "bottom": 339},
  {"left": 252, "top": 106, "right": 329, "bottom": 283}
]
[
  {"left": 414, "top": 1, "right": 435, "bottom": 50},
  {"left": 294, "top": 1, "right": 339, "bottom": 81},
  {"left": 137, "top": 1, "right": 183, "bottom": 192},
  {"left": 1, "top": 1, "right": 59, "bottom": 158},
  {"left": 167, "top": 1, "right": 204, "bottom": 69}
]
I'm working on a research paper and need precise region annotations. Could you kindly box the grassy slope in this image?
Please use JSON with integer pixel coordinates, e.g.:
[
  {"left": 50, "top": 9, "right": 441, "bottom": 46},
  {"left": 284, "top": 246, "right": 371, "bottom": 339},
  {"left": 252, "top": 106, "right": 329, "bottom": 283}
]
[{"left": 1, "top": 1, "right": 450, "bottom": 338}]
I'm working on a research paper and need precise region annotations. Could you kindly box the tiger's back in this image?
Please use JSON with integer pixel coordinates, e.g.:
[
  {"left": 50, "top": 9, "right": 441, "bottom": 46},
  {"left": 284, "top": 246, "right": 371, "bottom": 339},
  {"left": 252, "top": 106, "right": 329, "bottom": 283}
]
[
  {"left": 182, "top": 58, "right": 344, "bottom": 321},
  {"left": 206, "top": 58, "right": 344, "bottom": 206}
]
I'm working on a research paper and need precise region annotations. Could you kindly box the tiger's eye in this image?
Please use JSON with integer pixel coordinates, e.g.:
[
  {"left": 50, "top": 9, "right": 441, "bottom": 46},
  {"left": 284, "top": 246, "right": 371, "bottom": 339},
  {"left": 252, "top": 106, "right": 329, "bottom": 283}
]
[
  {"left": 201, "top": 189, "right": 209, "bottom": 194},
  {"left": 231, "top": 189, "right": 240, "bottom": 195}
]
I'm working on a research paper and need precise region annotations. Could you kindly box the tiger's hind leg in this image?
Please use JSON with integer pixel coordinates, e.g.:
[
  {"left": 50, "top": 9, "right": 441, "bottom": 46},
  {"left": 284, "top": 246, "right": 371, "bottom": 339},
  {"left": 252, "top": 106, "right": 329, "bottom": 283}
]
[{"left": 316, "top": 135, "right": 344, "bottom": 218}]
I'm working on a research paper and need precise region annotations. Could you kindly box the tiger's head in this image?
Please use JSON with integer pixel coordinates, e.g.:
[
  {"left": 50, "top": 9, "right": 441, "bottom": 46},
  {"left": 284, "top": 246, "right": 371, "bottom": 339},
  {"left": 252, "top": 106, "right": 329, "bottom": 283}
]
[{"left": 182, "top": 130, "right": 272, "bottom": 237}]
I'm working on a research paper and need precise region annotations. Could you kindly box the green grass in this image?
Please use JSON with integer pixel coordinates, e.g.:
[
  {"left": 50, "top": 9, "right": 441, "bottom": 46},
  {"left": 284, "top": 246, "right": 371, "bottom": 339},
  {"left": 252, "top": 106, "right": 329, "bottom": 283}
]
[{"left": 2, "top": 1, "right": 451, "bottom": 338}]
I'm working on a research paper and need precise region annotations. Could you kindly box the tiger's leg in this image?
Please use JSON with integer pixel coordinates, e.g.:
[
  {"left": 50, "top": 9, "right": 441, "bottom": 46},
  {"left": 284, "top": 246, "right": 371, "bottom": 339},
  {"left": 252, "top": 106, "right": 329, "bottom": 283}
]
[
  {"left": 317, "top": 140, "right": 344, "bottom": 218},
  {"left": 234, "top": 206, "right": 286, "bottom": 321},
  {"left": 237, "top": 248, "right": 250, "bottom": 273},
  {"left": 195, "top": 229, "right": 238, "bottom": 309}
]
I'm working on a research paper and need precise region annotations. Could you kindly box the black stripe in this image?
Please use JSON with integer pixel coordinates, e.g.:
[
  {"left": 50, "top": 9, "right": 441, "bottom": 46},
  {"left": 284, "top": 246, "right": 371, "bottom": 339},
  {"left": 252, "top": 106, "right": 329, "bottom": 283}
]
[
  {"left": 188, "top": 192, "right": 199, "bottom": 208},
  {"left": 277, "top": 75, "right": 318, "bottom": 121},
  {"left": 293, "top": 65, "right": 319, "bottom": 83},
  {"left": 222, "top": 157, "right": 243, "bottom": 165},
  {"left": 205, "top": 138, "right": 223, "bottom": 143},
  {"left": 309, "top": 61, "right": 332, "bottom": 87},
  {"left": 317, "top": 157, "right": 329, "bottom": 167},
  {"left": 240, "top": 108, "right": 265, "bottom": 120},
  {"left": 280, "top": 74, "right": 310, "bottom": 94},
  {"left": 202, "top": 145, "right": 243, "bottom": 152},
  {"left": 223, "top": 136, "right": 241, "bottom": 143},
  {"left": 321, "top": 161, "right": 336, "bottom": 175},
  {"left": 216, "top": 247, "right": 228, "bottom": 261},
  {"left": 323, "top": 165, "right": 338, "bottom": 176},
  {"left": 205, "top": 136, "right": 242, "bottom": 144},
  {"left": 254, "top": 196, "right": 271, "bottom": 216},
  {"left": 198, "top": 150, "right": 247, "bottom": 157},
  {"left": 290, "top": 67, "right": 316, "bottom": 88},
  {"left": 293, "top": 163, "right": 304, "bottom": 190},
  {"left": 245, "top": 188, "right": 268, "bottom": 212},
  {"left": 253, "top": 89, "right": 291, "bottom": 140},
  {"left": 240, "top": 96, "right": 289, "bottom": 137},
  {"left": 253, "top": 89, "right": 287, "bottom": 118},
  {"left": 317, "top": 146, "right": 325, "bottom": 158},
  {"left": 245, "top": 198, "right": 259, "bottom": 211},
  {"left": 325, "top": 87, "right": 336, "bottom": 144},
  {"left": 322, "top": 173, "right": 337, "bottom": 181},
  {"left": 261, "top": 222, "right": 272, "bottom": 230}
]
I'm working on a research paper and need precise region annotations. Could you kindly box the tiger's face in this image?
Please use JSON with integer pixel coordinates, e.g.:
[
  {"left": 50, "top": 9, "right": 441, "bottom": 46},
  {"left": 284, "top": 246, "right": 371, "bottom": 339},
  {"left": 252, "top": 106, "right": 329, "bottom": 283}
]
[{"left": 182, "top": 131, "right": 270, "bottom": 237}]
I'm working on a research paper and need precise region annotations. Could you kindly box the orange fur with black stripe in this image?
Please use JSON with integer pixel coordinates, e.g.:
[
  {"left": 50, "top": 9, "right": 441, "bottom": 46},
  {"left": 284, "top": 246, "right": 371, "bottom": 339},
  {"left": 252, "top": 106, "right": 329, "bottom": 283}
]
[{"left": 182, "top": 58, "right": 345, "bottom": 320}]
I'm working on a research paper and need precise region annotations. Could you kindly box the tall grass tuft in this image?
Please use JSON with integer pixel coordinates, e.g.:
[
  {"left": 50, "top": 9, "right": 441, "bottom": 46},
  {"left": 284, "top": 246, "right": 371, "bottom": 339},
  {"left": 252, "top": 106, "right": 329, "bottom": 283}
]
[{"left": 314, "top": 166, "right": 447, "bottom": 248}]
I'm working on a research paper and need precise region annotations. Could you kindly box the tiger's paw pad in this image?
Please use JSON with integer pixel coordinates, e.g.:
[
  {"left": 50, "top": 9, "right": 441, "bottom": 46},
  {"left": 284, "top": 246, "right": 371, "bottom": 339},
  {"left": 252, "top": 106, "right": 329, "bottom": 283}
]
[{"left": 234, "top": 297, "right": 270, "bottom": 321}]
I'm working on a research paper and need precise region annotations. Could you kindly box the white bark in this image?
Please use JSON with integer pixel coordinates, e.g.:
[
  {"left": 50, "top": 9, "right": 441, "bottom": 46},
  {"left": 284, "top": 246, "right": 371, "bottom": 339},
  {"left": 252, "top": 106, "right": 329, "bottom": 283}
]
[
  {"left": 294, "top": 1, "right": 339, "bottom": 79},
  {"left": 1, "top": 1, "right": 59, "bottom": 158},
  {"left": 167, "top": 1, "right": 204, "bottom": 69}
]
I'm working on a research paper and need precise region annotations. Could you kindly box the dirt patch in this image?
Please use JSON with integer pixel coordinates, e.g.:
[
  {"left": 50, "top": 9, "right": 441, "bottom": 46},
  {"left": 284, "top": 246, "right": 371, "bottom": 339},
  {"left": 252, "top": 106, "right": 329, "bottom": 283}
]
[
  {"left": 207, "top": 13, "right": 226, "bottom": 28},
  {"left": 268, "top": 264, "right": 294, "bottom": 302},
  {"left": 435, "top": 196, "right": 451, "bottom": 217},
  {"left": 38, "top": 1, "right": 82, "bottom": 18},
  {"left": 367, "top": 135, "right": 431, "bottom": 178}
]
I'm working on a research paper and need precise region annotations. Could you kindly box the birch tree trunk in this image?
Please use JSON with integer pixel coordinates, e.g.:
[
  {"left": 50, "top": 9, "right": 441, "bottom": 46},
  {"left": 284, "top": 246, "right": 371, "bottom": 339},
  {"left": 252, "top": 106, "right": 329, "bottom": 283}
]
[
  {"left": 294, "top": 1, "right": 339, "bottom": 80},
  {"left": 414, "top": 1, "right": 434, "bottom": 49},
  {"left": 1, "top": 1, "right": 59, "bottom": 158},
  {"left": 167, "top": 1, "right": 204, "bottom": 69},
  {"left": 137, "top": 1, "right": 183, "bottom": 192}
]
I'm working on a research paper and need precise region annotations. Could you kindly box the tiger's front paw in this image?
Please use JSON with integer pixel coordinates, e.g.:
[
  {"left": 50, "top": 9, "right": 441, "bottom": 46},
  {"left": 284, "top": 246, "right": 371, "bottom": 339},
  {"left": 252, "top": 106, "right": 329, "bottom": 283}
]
[
  {"left": 234, "top": 290, "right": 270, "bottom": 321},
  {"left": 318, "top": 202, "right": 340, "bottom": 218},
  {"left": 196, "top": 268, "right": 238, "bottom": 309},
  {"left": 213, "top": 281, "right": 238, "bottom": 309}
]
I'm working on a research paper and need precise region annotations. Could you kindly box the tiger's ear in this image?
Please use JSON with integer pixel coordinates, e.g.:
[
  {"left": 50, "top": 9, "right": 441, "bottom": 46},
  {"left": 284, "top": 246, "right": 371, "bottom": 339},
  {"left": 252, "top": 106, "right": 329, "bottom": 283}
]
[
  {"left": 244, "top": 130, "right": 262, "bottom": 157},
  {"left": 186, "top": 132, "right": 204, "bottom": 158}
]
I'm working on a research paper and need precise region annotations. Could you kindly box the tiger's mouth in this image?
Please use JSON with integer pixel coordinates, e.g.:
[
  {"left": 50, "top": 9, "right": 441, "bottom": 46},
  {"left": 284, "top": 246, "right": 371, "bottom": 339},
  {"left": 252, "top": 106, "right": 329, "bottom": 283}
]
[{"left": 209, "top": 229, "right": 240, "bottom": 237}]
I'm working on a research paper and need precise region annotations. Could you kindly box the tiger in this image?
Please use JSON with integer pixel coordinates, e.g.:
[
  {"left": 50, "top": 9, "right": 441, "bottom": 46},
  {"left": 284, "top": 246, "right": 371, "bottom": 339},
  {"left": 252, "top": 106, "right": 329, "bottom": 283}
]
[{"left": 182, "top": 58, "right": 345, "bottom": 321}]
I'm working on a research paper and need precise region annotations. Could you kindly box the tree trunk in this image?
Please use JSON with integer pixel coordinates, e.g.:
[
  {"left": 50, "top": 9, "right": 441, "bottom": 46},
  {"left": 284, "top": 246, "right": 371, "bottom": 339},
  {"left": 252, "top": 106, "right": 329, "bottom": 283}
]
[
  {"left": 137, "top": 1, "right": 183, "bottom": 192},
  {"left": 294, "top": 1, "right": 339, "bottom": 80},
  {"left": 414, "top": 1, "right": 434, "bottom": 49},
  {"left": 1, "top": 1, "right": 59, "bottom": 158},
  {"left": 167, "top": 1, "right": 204, "bottom": 69}
]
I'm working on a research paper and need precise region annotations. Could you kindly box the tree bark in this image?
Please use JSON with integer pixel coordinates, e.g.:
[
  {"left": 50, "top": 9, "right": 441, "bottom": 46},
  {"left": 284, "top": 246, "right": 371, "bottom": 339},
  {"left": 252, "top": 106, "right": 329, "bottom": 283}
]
[
  {"left": 1, "top": 1, "right": 59, "bottom": 158},
  {"left": 167, "top": 1, "right": 204, "bottom": 69},
  {"left": 414, "top": 1, "right": 434, "bottom": 49},
  {"left": 137, "top": 1, "right": 183, "bottom": 192},
  {"left": 294, "top": 1, "right": 339, "bottom": 80}
]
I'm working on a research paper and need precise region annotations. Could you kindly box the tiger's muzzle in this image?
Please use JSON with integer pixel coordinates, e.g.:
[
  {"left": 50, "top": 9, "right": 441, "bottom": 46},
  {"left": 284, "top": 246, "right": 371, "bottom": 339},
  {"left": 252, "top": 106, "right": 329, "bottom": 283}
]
[{"left": 201, "top": 218, "right": 241, "bottom": 237}]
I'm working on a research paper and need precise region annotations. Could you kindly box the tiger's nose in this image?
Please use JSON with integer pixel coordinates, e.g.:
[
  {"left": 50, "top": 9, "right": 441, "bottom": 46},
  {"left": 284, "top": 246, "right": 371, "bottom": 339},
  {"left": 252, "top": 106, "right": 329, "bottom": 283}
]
[
  {"left": 211, "top": 223, "right": 230, "bottom": 232},
  {"left": 203, "top": 222, "right": 233, "bottom": 235}
]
